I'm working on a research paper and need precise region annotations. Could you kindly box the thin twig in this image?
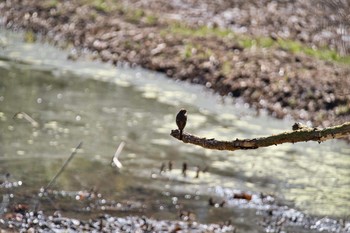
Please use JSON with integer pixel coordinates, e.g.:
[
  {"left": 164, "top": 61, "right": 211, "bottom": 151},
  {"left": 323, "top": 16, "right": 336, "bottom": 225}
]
[
  {"left": 13, "top": 112, "right": 39, "bottom": 127},
  {"left": 34, "top": 141, "right": 82, "bottom": 212},
  {"left": 111, "top": 141, "right": 125, "bottom": 168},
  {"left": 44, "top": 142, "right": 83, "bottom": 191}
]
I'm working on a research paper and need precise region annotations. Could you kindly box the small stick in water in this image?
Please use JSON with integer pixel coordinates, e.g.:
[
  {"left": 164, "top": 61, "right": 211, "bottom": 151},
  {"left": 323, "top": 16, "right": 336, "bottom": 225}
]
[
  {"left": 44, "top": 142, "right": 83, "bottom": 191},
  {"left": 202, "top": 166, "right": 209, "bottom": 173},
  {"left": 159, "top": 162, "right": 166, "bottom": 174},
  {"left": 168, "top": 161, "right": 173, "bottom": 171},
  {"left": 35, "top": 142, "right": 82, "bottom": 212},
  {"left": 111, "top": 141, "right": 125, "bottom": 169},
  {"left": 195, "top": 166, "right": 200, "bottom": 178},
  {"left": 208, "top": 197, "right": 215, "bottom": 206},
  {"left": 219, "top": 200, "right": 226, "bottom": 207},
  {"left": 13, "top": 112, "right": 39, "bottom": 127},
  {"left": 182, "top": 162, "right": 187, "bottom": 177}
]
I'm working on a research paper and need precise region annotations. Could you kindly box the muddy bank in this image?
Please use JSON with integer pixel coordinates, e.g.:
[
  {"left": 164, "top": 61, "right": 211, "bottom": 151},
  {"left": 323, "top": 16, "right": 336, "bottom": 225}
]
[{"left": 1, "top": 0, "right": 350, "bottom": 135}]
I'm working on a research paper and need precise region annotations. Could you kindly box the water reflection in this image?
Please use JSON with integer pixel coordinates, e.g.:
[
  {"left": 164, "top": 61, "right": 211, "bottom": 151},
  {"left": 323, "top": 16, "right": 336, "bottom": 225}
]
[{"left": 0, "top": 28, "right": 349, "bottom": 227}]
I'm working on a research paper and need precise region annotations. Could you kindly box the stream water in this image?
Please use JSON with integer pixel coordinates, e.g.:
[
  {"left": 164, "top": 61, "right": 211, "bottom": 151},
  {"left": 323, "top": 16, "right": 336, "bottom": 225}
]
[{"left": 0, "top": 29, "right": 349, "bottom": 232}]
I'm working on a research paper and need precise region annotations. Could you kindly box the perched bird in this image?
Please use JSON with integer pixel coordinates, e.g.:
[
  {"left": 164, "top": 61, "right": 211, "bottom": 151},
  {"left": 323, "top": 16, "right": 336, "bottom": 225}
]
[
  {"left": 176, "top": 109, "right": 187, "bottom": 140},
  {"left": 292, "top": 122, "right": 308, "bottom": 131}
]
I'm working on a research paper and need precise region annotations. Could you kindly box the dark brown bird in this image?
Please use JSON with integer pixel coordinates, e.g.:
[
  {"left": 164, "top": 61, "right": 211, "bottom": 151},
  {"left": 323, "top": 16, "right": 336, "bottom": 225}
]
[{"left": 176, "top": 109, "right": 187, "bottom": 140}]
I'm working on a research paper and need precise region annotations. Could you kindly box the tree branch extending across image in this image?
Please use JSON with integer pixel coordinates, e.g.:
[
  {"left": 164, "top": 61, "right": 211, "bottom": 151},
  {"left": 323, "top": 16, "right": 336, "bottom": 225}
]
[{"left": 171, "top": 120, "right": 350, "bottom": 151}]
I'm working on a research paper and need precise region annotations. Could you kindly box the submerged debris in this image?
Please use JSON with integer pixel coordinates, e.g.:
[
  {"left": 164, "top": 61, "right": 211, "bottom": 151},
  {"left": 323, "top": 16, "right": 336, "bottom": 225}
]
[{"left": 111, "top": 141, "right": 125, "bottom": 169}]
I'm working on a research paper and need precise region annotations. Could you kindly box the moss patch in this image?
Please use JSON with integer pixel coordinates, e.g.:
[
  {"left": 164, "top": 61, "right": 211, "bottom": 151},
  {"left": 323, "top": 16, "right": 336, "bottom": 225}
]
[{"left": 164, "top": 23, "right": 350, "bottom": 64}]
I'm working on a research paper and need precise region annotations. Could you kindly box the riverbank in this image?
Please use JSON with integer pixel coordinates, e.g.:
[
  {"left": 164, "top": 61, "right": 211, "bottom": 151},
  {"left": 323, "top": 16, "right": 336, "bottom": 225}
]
[
  {"left": 2, "top": 211, "right": 236, "bottom": 232},
  {"left": 1, "top": 0, "right": 350, "bottom": 134},
  {"left": 1, "top": 2, "right": 350, "bottom": 231}
]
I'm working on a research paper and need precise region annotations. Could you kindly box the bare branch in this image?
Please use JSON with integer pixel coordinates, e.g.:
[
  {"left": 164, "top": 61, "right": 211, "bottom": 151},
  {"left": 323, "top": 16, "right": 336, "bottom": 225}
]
[{"left": 170, "top": 122, "right": 350, "bottom": 151}]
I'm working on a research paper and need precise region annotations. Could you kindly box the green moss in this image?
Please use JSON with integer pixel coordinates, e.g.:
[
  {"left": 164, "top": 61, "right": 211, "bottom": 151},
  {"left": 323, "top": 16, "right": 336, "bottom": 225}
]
[
  {"left": 237, "top": 36, "right": 276, "bottom": 49},
  {"left": 84, "top": 0, "right": 127, "bottom": 13},
  {"left": 221, "top": 61, "right": 232, "bottom": 76},
  {"left": 198, "top": 48, "right": 213, "bottom": 60},
  {"left": 24, "top": 30, "right": 36, "bottom": 43},
  {"left": 123, "top": 41, "right": 133, "bottom": 50},
  {"left": 87, "top": 0, "right": 109, "bottom": 12},
  {"left": 276, "top": 39, "right": 350, "bottom": 63},
  {"left": 43, "top": 0, "right": 58, "bottom": 8},
  {"left": 182, "top": 44, "right": 194, "bottom": 59},
  {"left": 145, "top": 15, "right": 157, "bottom": 25},
  {"left": 238, "top": 38, "right": 255, "bottom": 48},
  {"left": 181, "top": 43, "right": 214, "bottom": 61},
  {"left": 89, "top": 11, "right": 98, "bottom": 20},
  {"left": 167, "top": 23, "right": 233, "bottom": 38},
  {"left": 277, "top": 39, "right": 301, "bottom": 53},
  {"left": 82, "top": 1, "right": 156, "bottom": 26},
  {"left": 335, "top": 105, "right": 350, "bottom": 115},
  {"left": 168, "top": 22, "right": 350, "bottom": 64},
  {"left": 114, "top": 3, "right": 126, "bottom": 14},
  {"left": 287, "top": 97, "right": 297, "bottom": 108},
  {"left": 258, "top": 37, "right": 275, "bottom": 48},
  {"left": 125, "top": 8, "right": 144, "bottom": 23}
]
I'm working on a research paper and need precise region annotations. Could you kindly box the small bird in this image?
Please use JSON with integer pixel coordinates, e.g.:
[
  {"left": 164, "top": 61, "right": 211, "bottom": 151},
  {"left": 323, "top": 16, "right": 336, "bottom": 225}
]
[
  {"left": 176, "top": 109, "right": 187, "bottom": 140},
  {"left": 292, "top": 122, "right": 308, "bottom": 131}
]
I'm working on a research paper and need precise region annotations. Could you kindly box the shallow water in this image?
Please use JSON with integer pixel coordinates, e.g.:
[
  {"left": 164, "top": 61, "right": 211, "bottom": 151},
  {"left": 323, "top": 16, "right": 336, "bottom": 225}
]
[{"left": 0, "top": 29, "right": 349, "bottom": 231}]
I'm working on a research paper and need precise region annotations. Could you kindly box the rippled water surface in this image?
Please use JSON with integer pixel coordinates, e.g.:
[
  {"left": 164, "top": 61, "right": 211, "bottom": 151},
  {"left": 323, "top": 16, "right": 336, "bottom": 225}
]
[{"left": 0, "top": 29, "right": 349, "bottom": 231}]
